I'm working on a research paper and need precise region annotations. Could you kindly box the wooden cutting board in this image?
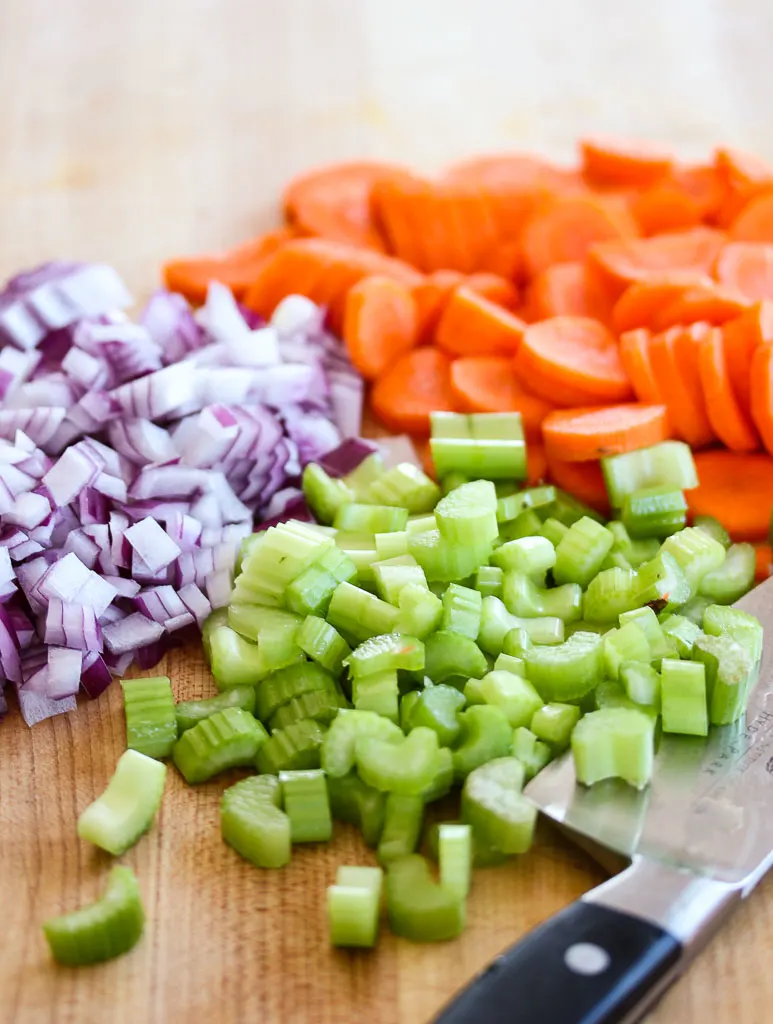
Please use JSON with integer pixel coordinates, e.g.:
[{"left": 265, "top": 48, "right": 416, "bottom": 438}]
[{"left": 3, "top": 2, "right": 773, "bottom": 1021}]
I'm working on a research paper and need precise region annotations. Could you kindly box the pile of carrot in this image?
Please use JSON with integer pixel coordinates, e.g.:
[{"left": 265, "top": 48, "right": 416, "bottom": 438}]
[{"left": 162, "top": 138, "right": 773, "bottom": 551}]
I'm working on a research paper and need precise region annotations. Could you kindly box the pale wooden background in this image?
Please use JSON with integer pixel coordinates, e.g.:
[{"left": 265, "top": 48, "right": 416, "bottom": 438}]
[{"left": 3, "top": 2, "right": 773, "bottom": 1022}]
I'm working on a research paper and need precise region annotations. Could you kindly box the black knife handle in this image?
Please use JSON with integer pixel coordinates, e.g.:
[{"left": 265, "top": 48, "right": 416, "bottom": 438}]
[{"left": 432, "top": 901, "right": 682, "bottom": 1024}]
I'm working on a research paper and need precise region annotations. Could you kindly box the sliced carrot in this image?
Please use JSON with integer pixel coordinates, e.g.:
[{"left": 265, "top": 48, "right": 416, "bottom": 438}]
[
  {"left": 545, "top": 455, "right": 610, "bottom": 515},
  {"left": 282, "top": 161, "right": 403, "bottom": 250},
  {"left": 629, "top": 183, "right": 702, "bottom": 236},
  {"left": 162, "top": 229, "right": 294, "bottom": 304},
  {"left": 412, "top": 270, "right": 464, "bottom": 344},
  {"left": 580, "top": 137, "right": 673, "bottom": 189},
  {"left": 714, "top": 148, "right": 773, "bottom": 228},
  {"left": 723, "top": 301, "right": 773, "bottom": 411},
  {"left": 688, "top": 450, "right": 773, "bottom": 541},
  {"left": 730, "top": 189, "right": 773, "bottom": 243},
  {"left": 619, "top": 329, "right": 665, "bottom": 403},
  {"left": 477, "top": 240, "right": 526, "bottom": 282},
  {"left": 749, "top": 343, "right": 773, "bottom": 454},
  {"left": 651, "top": 284, "right": 752, "bottom": 331},
  {"left": 672, "top": 163, "right": 727, "bottom": 221},
  {"left": 529, "top": 261, "right": 613, "bottom": 323},
  {"left": 697, "top": 328, "right": 759, "bottom": 451},
  {"left": 449, "top": 356, "right": 554, "bottom": 437},
  {"left": 648, "top": 325, "right": 715, "bottom": 448},
  {"left": 370, "top": 347, "right": 456, "bottom": 435},
  {"left": 521, "top": 195, "right": 639, "bottom": 278},
  {"left": 714, "top": 242, "right": 773, "bottom": 301},
  {"left": 435, "top": 287, "right": 525, "bottom": 357},
  {"left": 463, "top": 273, "right": 520, "bottom": 311},
  {"left": 587, "top": 227, "right": 726, "bottom": 301},
  {"left": 754, "top": 543, "right": 772, "bottom": 581},
  {"left": 342, "top": 276, "right": 418, "bottom": 382},
  {"left": 542, "top": 404, "right": 669, "bottom": 463},
  {"left": 612, "top": 274, "right": 712, "bottom": 333},
  {"left": 516, "top": 316, "right": 632, "bottom": 405},
  {"left": 526, "top": 442, "right": 549, "bottom": 486}
]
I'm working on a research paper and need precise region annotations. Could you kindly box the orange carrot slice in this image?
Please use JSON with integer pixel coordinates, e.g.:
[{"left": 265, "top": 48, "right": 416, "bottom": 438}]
[
  {"left": 723, "top": 301, "right": 773, "bottom": 411},
  {"left": 648, "top": 324, "right": 715, "bottom": 448},
  {"left": 435, "top": 287, "right": 525, "bottom": 357},
  {"left": 412, "top": 270, "right": 465, "bottom": 344},
  {"left": 529, "top": 261, "right": 613, "bottom": 322},
  {"left": 714, "top": 148, "right": 773, "bottom": 228},
  {"left": 449, "top": 356, "right": 554, "bottom": 437},
  {"left": 714, "top": 242, "right": 773, "bottom": 301},
  {"left": 343, "top": 275, "right": 418, "bottom": 381},
  {"left": 463, "top": 272, "right": 520, "bottom": 310},
  {"left": 580, "top": 137, "right": 673, "bottom": 189},
  {"left": 619, "top": 329, "right": 665, "bottom": 403},
  {"left": 526, "top": 442, "right": 549, "bottom": 486},
  {"left": 370, "top": 347, "right": 456, "bottom": 435},
  {"left": 612, "top": 274, "right": 712, "bottom": 333},
  {"left": 629, "top": 182, "right": 702, "bottom": 236},
  {"left": 688, "top": 449, "right": 773, "bottom": 541},
  {"left": 542, "top": 404, "right": 669, "bottom": 462},
  {"left": 545, "top": 455, "right": 610, "bottom": 515},
  {"left": 749, "top": 343, "right": 773, "bottom": 455},
  {"left": 672, "top": 163, "right": 727, "bottom": 221},
  {"left": 730, "top": 190, "right": 773, "bottom": 243},
  {"left": 697, "top": 328, "right": 759, "bottom": 451},
  {"left": 651, "top": 284, "right": 752, "bottom": 331}
]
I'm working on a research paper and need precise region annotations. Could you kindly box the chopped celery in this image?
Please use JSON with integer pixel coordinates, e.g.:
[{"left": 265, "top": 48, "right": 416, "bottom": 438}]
[
  {"left": 334, "top": 532, "right": 379, "bottom": 585},
  {"left": 503, "top": 627, "right": 533, "bottom": 658},
  {"left": 692, "top": 634, "right": 755, "bottom": 726},
  {"left": 699, "top": 543, "right": 756, "bottom": 604},
  {"left": 660, "top": 613, "right": 703, "bottom": 658},
  {"left": 334, "top": 503, "right": 409, "bottom": 533},
  {"left": 502, "top": 572, "right": 583, "bottom": 622},
  {"left": 210, "top": 626, "right": 293, "bottom": 689},
  {"left": 660, "top": 526, "right": 726, "bottom": 597},
  {"left": 571, "top": 707, "right": 655, "bottom": 789},
  {"left": 431, "top": 414, "right": 526, "bottom": 480},
  {"left": 352, "top": 670, "right": 400, "bottom": 721},
  {"left": 583, "top": 567, "right": 640, "bottom": 623},
  {"left": 441, "top": 471, "right": 471, "bottom": 493},
  {"left": 463, "top": 677, "right": 486, "bottom": 706},
  {"left": 228, "top": 603, "right": 302, "bottom": 646},
  {"left": 176, "top": 685, "right": 257, "bottom": 733},
  {"left": 491, "top": 536, "right": 556, "bottom": 578},
  {"left": 366, "top": 462, "right": 441, "bottom": 513},
  {"left": 540, "top": 488, "right": 605, "bottom": 527},
  {"left": 172, "top": 707, "right": 268, "bottom": 784},
  {"left": 434, "top": 480, "right": 498, "bottom": 546},
  {"left": 77, "top": 749, "right": 166, "bottom": 856},
  {"left": 498, "top": 509, "right": 543, "bottom": 542},
  {"left": 474, "top": 565, "right": 504, "bottom": 599},
  {"left": 478, "top": 596, "right": 564, "bottom": 655},
  {"left": 594, "top": 680, "right": 658, "bottom": 721},
  {"left": 269, "top": 688, "right": 346, "bottom": 731},
  {"left": 327, "top": 773, "right": 386, "bottom": 847},
  {"left": 408, "top": 526, "right": 491, "bottom": 583},
  {"left": 496, "top": 491, "right": 533, "bottom": 524},
  {"left": 400, "top": 690, "right": 421, "bottom": 730},
  {"left": 618, "top": 606, "right": 672, "bottom": 660},
  {"left": 693, "top": 514, "right": 731, "bottom": 549},
  {"left": 120, "top": 677, "right": 177, "bottom": 760},
  {"left": 453, "top": 705, "right": 512, "bottom": 781},
  {"left": 255, "top": 661, "right": 337, "bottom": 722},
  {"left": 255, "top": 719, "right": 326, "bottom": 773},
  {"left": 678, "top": 594, "right": 714, "bottom": 626},
  {"left": 241, "top": 520, "right": 334, "bottom": 591},
  {"left": 703, "top": 605, "right": 763, "bottom": 664},
  {"left": 407, "top": 514, "right": 438, "bottom": 534},
  {"left": 441, "top": 583, "right": 482, "bottom": 638},
  {"left": 378, "top": 793, "right": 424, "bottom": 864},
  {"left": 322, "top": 709, "right": 404, "bottom": 778},
  {"left": 479, "top": 670, "right": 543, "bottom": 728},
  {"left": 302, "top": 463, "right": 354, "bottom": 524},
  {"left": 510, "top": 726, "right": 552, "bottom": 780},
  {"left": 346, "top": 632, "right": 425, "bottom": 678},
  {"left": 530, "top": 703, "right": 580, "bottom": 752},
  {"left": 405, "top": 684, "right": 466, "bottom": 746},
  {"left": 296, "top": 615, "right": 351, "bottom": 675},
  {"left": 601, "top": 550, "right": 633, "bottom": 571},
  {"left": 396, "top": 583, "right": 443, "bottom": 639},
  {"left": 635, "top": 550, "right": 691, "bottom": 610},
  {"left": 42, "top": 866, "right": 144, "bottom": 966},
  {"left": 602, "top": 441, "right": 698, "bottom": 508},
  {"left": 221, "top": 774, "right": 290, "bottom": 868},
  {"left": 422, "top": 747, "right": 455, "bottom": 802},
  {"left": 554, "top": 517, "right": 613, "bottom": 587},
  {"left": 524, "top": 631, "right": 604, "bottom": 701},
  {"left": 541, "top": 517, "right": 569, "bottom": 546},
  {"left": 373, "top": 555, "right": 427, "bottom": 605},
  {"left": 327, "top": 865, "right": 383, "bottom": 948},
  {"left": 375, "top": 531, "right": 410, "bottom": 560},
  {"left": 202, "top": 608, "right": 229, "bottom": 660},
  {"left": 622, "top": 486, "right": 687, "bottom": 538},
  {"left": 620, "top": 662, "right": 661, "bottom": 710},
  {"left": 344, "top": 451, "right": 385, "bottom": 498},
  {"left": 494, "top": 652, "right": 525, "bottom": 675},
  {"left": 285, "top": 565, "right": 338, "bottom": 618},
  {"left": 386, "top": 854, "right": 465, "bottom": 942},
  {"left": 439, "top": 824, "right": 472, "bottom": 901},
  {"left": 355, "top": 726, "right": 439, "bottom": 795},
  {"left": 603, "top": 622, "right": 651, "bottom": 680},
  {"left": 327, "top": 582, "right": 399, "bottom": 642},
  {"left": 424, "top": 629, "right": 488, "bottom": 685},
  {"left": 279, "top": 769, "right": 332, "bottom": 843},
  {"left": 660, "top": 659, "right": 708, "bottom": 736},
  {"left": 461, "top": 757, "right": 535, "bottom": 854}
]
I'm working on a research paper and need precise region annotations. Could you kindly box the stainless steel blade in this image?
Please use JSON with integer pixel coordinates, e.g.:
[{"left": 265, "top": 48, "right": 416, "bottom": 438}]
[{"left": 525, "top": 576, "right": 773, "bottom": 893}]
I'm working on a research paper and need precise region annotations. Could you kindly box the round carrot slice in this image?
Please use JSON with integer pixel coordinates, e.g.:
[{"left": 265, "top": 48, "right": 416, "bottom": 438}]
[
  {"left": 749, "top": 343, "right": 773, "bottom": 455},
  {"left": 449, "top": 356, "right": 554, "bottom": 437},
  {"left": 545, "top": 456, "right": 610, "bottom": 515},
  {"left": 370, "top": 347, "right": 456, "bottom": 435},
  {"left": 648, "top": 325, "right": 715, "bottom": 448},
  {"left": 343, "top": 275, "right": 418, "bottom": 381},
  {"left": 714, "top": 242, "right": 773, "bottom": 301},
  {"left": 619, "top": 329, "right": 664, "bottom": 404},
  {"left": 730, "top": 190, "right": 773, "bottom": 243},
  {"left": 580, "top": 136, "right": 673, "bottom": 189},
  {"left": 612, "top": 275, "right": 712, "bottom": 333},
  {"left": 697, "top": 329, "right": 759, "bottom": 452},
  {"left": 435, "top": 287, "right": 525, "bottom": 358},
  {"left": 689, "top": 450, "right": 773, "bottom": 541},
  {"left": 542, "top": 404, "right": 669, "bottom": 462}
]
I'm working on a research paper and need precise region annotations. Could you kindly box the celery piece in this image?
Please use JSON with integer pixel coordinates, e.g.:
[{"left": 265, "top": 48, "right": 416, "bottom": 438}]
[
  {"left": 396, "top": 583, "right": 443, "bottom": 639},
  {"left": 334, "top": 532, "right": 380, "bottom": 586},
  {"left": 375, "top": 531, "right": 410, "bottom": 560},
  {"left": 405, "top": 684, "right": 466, "bottom": 746},
  {"left": 479, "top": 670, "right": 543, "bottom": 729},
  {"left": 241, "top": 520, "right": 334, "bottom": 590},
  {"left": 677, "top": 594, "right": 714, "bottom": 626},
  {"left": 202, "top": 608, "right": 229, "bottom": 661},
  {"left": 269, "top": 688, "right": 347, "bottom": 731},
  {"left": 296, "top": 615, "right": 351, "bottom": 676},
  {"left": 594, "top": 680, "right": 658, "bottom": 721},
  {"left": 327, "top": 773, "right": 386, "bottom": 847},
  {"left": 441, "top": 583, "right": 482, "bottom": 639},
  {"left": 228, "top": 605, "right": 304, "bottom": 666},
  {"left": 478, "top": 596, "right": 523, "bottom": 655},
  {"left": 635, "top": 550, "right": 691, "bottom": 610},
  {"left": 378, "top": 793, "right": 425, "bottom": 864},
  {"left": 176, "top": 686, "right": 257, "bottom": 734},
  {"left": 628, "top": 537, "right": 662, "bottom": 568},
  {"left": 77, "top": 749, "right": 166, "bottom": 856},
  {"left": 255, "top": 661, "right": 337, "bottom": 722},
  {"left": 344, "top": 451, "right": 386, "bottom": 498},
  {"left": 424, "top": 820, "right": 510, "bottom": 869},
  {"left": 334, "top": 503, "right": 409, "bottom": 534},
  {"left": 434, "top": 480, "right": 498, "bottom": 546},
  {"left": 693, "top": 514, "right": 732, "bottom": 550},
  {"left": 494, "top": 652, "right": 525, "bottom": 675},
  {"left": 602, "top": 441, "right": 698, "bottom": 508},
  {"left": 285, "top": 565, "right": 338, "bottom": 618},
  {"left": 355, "top": 726, "right": 439, "bottom": 795},
  {"left": 352, "top": 670, "right": 400, "bottom": 722},
  {"left": 407, "top": 514, "right": 438, "bottom": 534},
  {"left": 703, "top": 604, "right": 763, "bottom": 664},
  {"left": 327, "top": 582, "right": 399, "bottom": 642},
  {"left": 620, "top": 662, "right": 661, "bottom": 710},
  {"left": 601, "top": 550, "right": 633, "bottom": 572},
  {"left": 209, "top": 627, "right": 278, "bottom": 689},
  {"left": 660, "top": 526, "right": 726, "bottom": 596},
  {"left": 571, "top": 707, "right": 655, "bottom": 789},
  {"left": 386, "top": 854, "right": 465, "bottom": 942},
  {"left": 453, "top": 705, "right": 512, "bottom": 781},
  {"left": 431, "top": 436, "right": 526, "bottom": 481},
  {"left": 400, "top": 691, "right": 421, "bottom": 732},
  {"left": 173, "top": 707, "right": 267, "bottom": 783},
  {"left": 366, "top": 463, "right": 441, "bottom": 514},
  {"left": 373, "top": 555, "right": 427, "bottom": 605},
  {"left": 622, "top": 486, "right": 687, "bottom": 539},
  {"left": 523, "top": 631, "right": 603, "bottom": 701},
  {"left": 408, "top": 527, "right": 492, "bottom": 583},
  {"left": 510, "top": 726, "right": 552, "bottom": 781},
  {"left": 302, "top": 463, "right": 354, "bottom": 524},
  {"left": 502, "top": 572, "right": 583, "bottom": 623},
  {"left": 461, "top": 757, "right": 535, "bottom": 854},
  {"left": 255, "top": 719, "right": 326, "bottom": 773},
  {"left": 692, "top": 634, "right": 755, "bottom": 726},
  {"left": 317, "top": 545, "right": 359, "bottom": 585},
  {"left": 322, "top": 709, "right": 404, "bottom": 777},
  {"left": 496, "top": 491, "right": 532, "bottom": 524},
  {"left": 42, "top": 866, "right": 144, "bottom": 967},
  {"left": 699, "top": 543, "right": 756, "bottom": 604},
  {"left": 463, "top": 677, "right": 486, "bottom": 706},
  {"left": 346, "top": 632, "right": 425, "bottom": 678},
  {"left": 583, "top": 567, "right": 640, "bottom": 624},
  {"left": 660, "top": 659, "right": 708, "bottom": 736},
  {"left": 121, "top": 677, "right": 177, "bottom": 760},
  {"left": 604, "top": 622, "right": 651, "bottom": 680},
  {"left": 618, "top": 605, "right": 672, "bottom": 660},
  {"left": 439, "top": 824, "right": 472, "bottom": 901},
  {"left": 424, "top": 630, "right": 488, "bottom": 685},
  {"left": 491, "top": 536, "right": 556, "bottom": 579},
  {"left": 530, "top": 703, "right": 581, "bottom": 752},
  {"left": 328, "top": 865, "right": 383, "bottom": 948},
  {"left": 660, "top": 613, "right": 703, "bottom": 658},
  {"left": 541, "top": 516, "right": 570, "bottom": 548},
  {"left": 498, "top": 509, "right": 544, "bottom": 542},
  {"left": 474, "top": 565, "right": 504, "bottom": 599},
  {"left": 279, "top": 769, "right": 332, "bottom": 843},
  {"left": 503, "top": 627, "right": 533, "bottom": 657},
  {"left": 554, "top": 517, "right": 614, "bottom": 587},
  {"left": 221, "top": 774, "right": 291, "bottom": 869},
  {"left": 422, "top": 747, "right": 455, "bottom": 802}
]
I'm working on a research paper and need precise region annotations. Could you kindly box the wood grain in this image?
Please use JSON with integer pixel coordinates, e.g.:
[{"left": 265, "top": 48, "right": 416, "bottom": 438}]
[{"left": 3, "top": 1, "right": 773, "bottom": 1021}]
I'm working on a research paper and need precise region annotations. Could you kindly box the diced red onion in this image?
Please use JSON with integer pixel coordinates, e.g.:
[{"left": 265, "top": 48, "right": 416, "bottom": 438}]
[
  {"left": 103, "top": 611, "right": 165, "bottom": 655},
  {"left": 140, "top": 289, "right": 207, "bottom": 363},
  {"left": 318, "top": 437, "right": 379, "bottom": 478},
  {"left": 271, "top": 294, "right": 326, "bottom": 339},
  {"left": 125, "top": 516, "right": 181, "bottom": 573},
  {"left": 15, "top": 685, "right": 76, "bottom": 727},
  {"left": 46, "top": 646, "right": 84, "bottom": 700},
  {"left": 205, "top": 568, "right": 232, "bottom": 610},
  {"left": 80, "top": 651, "right": 112, "bottom": 698},
  {"left": 177, "top": 582, "right": 211, "bottom": 626}
]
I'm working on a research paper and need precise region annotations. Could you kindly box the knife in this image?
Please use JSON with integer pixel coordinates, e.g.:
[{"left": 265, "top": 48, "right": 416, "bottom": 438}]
[{"left": 434, "top": 576, "right": 773, "bottom": 1024}]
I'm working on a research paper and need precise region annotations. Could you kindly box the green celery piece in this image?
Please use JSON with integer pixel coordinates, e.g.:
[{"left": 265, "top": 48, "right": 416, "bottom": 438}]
[
  {"left": 502, "top": 572, "right": 583, "bottom": 623},
  {"left": 635, "top": 551, "right": 691, "bottom": 610},
  {"left": 498, "top": 509, "right": 543, "bottom": 542},
  {"left": 541, "top": 517, "right": 569, "bottom": 546},
  {"left": 375, "top": 531, "right": 410, "bottom": 560},
  {"left": 618, "top": 606, "right": 672, "bottom": 660},
  {"left": 621, "top": 486, "right": 687, "bottom": 539},
  {"left": 242, "top": 520, "right": 334, "bottom": 590},
  {"left": 378, "top": 793, "right": 425, "bottom": 865},
  {"left": 322, "top": 709, "right": 404, "bottom": 778},
  {"left": 202, "top": 608, "right": 229, "bottom": 661},
  {"left": 373, "top": 555, "right": 427, "bottom": 605},
  {"left": 479, "top": 671, "right": 543, "bottom": 728},
  {"left": 366, "top": 462, "right": 441, "bottom": 514},
  {"left": 346, "top": 632, "right": 425, "bottom": 678},
  {"left": 227, "top": 603, "right": 302, "bottom": 644},
  {"left": 474, "top": 565, "right": 504, "bottom": 599},
  {"left": 176, "top": 686, "right": 257, "bottom": 733},
  {"left": 173, "top": 708, "right": 268, "bottom": 783},
  {"left": 352, "top": 670, "right": 400, "bottom": 722},
  {"left": 210, "top": 626, "right": 285, "bottom": 689},
  {"left": 692, "top": 634, "right": 755, "bottom": 726},
  {"left": 235, "top": 535, "right": 260, "bottom": 578},
  {"left": 699, "top": 543, "right": 756, "bottom": 604},
  {"left": 423, "top": 820, "right": 510, "bottom": 869},
  {"left": 424, "top": 630, "right": 488, "bottom": 685},
  {"left": 255, "top": 719, "right": 326, "bottom": 773},
  {"left": 279, "top": 769, "right": 332, "bottom": 843},
  {"left": 660, "top": 659, "right": 708, "bottom": 736},
  {"left": 441, "top": 472, "right": 470, "bottom": 494},
  {"left": 523, "top": 631, "right": 604, "bottom": 701},
  {"left": 296, "top": 615, "right": 351, "bottom": 675},
  {"left": 386, "top": 854, "right": 465, "bottom": 942},
  {"left": 601, "top": 550, "right": 633, "bottom": 571},
  {"left": 495, "top": 652, "right": 525, "bottom": 675},
  {"left": 77, "top": 749, "right": 166, "bottom": 856},
  {"left": 602, "top": 441, "right": 698, "bottom": 508},
  {"left": 434, "top": 479, "right": 499, "bottom": 546},
  {"left": 422, "top": 747, "right": 455, "bottom": 802},
  {"left": 594, "top": 680, "right": 658, "bottom": 721},
  {"left": 441, "top": 583, "right": 482, "bottom": 638},
  {"left": 327, "top": 865, "right": 383, "bottom": 948},
  {"left": 344, "top": 451, "right": 386, "bottom": 498},
  {"left": 327, "top": 773, "right": 386, "bottom": 847},
  {"left": 302, "top": 463, "right": 354, "bottom": 524},
  {"left": 285, "top": 565, "right": 338, "bottom": 618},
  {"left": 431, "top": 435, "right": 526, "bottom": 481},
  {"left": 396, "top": 583, "right": 443, "bottom": 639},
  {"left": 355, "top": 726, "right": 439, "bottom": 795},
  {"left": 603, "top": 622, "right": 651, "bottom": 681},
  {"left": 408, "top": 527, "right": 492, "bottom": 583},
  {"left": 703, "top": 605, "right": 763, "bottom": 664},
  {"left": 510, "top": 727, "right": 552, "bottom": 781},
  {"left": 463, "top": 678, "right": 486, "bottom": 706},
  {"left": 660, "top": 613, "right": 703, "bottom": 658},
  {"left": 42, "top": 866, "right": 144, "bottom": 967},
  {"left": 461, "top": 757, "right": 535, "bottom": 854},
  {"left": 660, "top": 526, "right": 726, "bottom": 596},
  {"left": 268, "top": 688, "right": 347, "bottom": 731},
  {"left": 120, "top": 677, "right": 177, "bottom": 760},
  {"left": 317, "top": 545, "right": 359, "bottom": 585},
  {"left": 530, "top": 703, "right": 581, "bottom": 752},
  {"left": 571, "top": 707, "right": 655, "bottom": 789},
  {"left": 503, "top": 627, "right": 532, "bottom": 657},
  {"left": 677, "top": 594, "right": 714, "bottom": 626},
  {"left": 693, "top": 514, "right": 732, "bottom": 549},
  {"left": 405, "top": 684, "right": 466, "bottom": 746},
  {"left": 400, "top": 690, "right": 421, "bottom": 731},
  {"left": 583, "top": 567, "right": 640, "bottom": 624},
  {"left": 327, "top": 582, "right": 399, "bottom": 642},
  {"left": 554, "top": 517, "right": 614, "bottom": 587},
  {"left": 496, "top": 491, "right": 533, "bottom": 524},
  {"left": 627, "top": 537, "right": 662, "bottom": 568},
  {"left": 255, "top": 661, "right": 337, "bottom": 722},
  {"left": 334, "top": 503, "right": 409, "bottom": 533},
  {"left": 478, "top": 596, "right": 564, "bottom": 655},
  {"left": 334, "top": 532, "right": 379, "bottom": 586},
  {"left": 453, "top": 705, "right": 512, "bottom": 781},
  {"left": 407, "top": 514, "right": 438, "bottom": 534},
  {"left": 620, "top": 662, "right": 661, "bottom": 710},
  {"left": 221, "top": 774, "right": 290, "bottom": 868},
  {"left": 491, "top": 536, "right": 556, "bottom": 578},
  {"left": 438, "top": 823, "right": 472, "bottom": 901}
]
